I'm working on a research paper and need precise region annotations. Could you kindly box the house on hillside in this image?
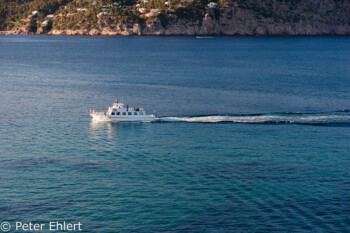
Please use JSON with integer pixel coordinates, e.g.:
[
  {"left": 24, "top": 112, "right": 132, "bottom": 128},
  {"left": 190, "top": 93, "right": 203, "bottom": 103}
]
[
  {"left": 207, "top": 2, "right": 218, "bottom": 8},
  {"left": 97, "top": 12, "right": 108, "bottom": 17},
  {"left": 145, "top": 9, "right": 160, "bottom": 17},
  {"left": 139, "top": 8, "right": 147, "bottom": 13}
]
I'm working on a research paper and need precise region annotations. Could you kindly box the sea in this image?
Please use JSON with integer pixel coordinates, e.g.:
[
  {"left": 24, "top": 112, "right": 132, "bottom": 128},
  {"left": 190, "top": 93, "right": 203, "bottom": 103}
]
[{"left": 0, "top": 35, "right": 349, "bottom": 232}]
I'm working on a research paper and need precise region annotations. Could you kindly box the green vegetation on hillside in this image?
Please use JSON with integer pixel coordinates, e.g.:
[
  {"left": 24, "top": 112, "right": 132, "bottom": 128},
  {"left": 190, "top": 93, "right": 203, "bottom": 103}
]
[
  {"left": 0, "top": 0, "right": 72, "bottom": 30},
  {"left": 0, "top": 0, "right": 224, "bottom": 31}
]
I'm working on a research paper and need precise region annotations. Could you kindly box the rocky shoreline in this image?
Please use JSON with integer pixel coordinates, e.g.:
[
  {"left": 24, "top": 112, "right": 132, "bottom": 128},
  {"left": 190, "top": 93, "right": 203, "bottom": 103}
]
[{"left": 1, "top": 4, "right": 349, "bottom": 36}]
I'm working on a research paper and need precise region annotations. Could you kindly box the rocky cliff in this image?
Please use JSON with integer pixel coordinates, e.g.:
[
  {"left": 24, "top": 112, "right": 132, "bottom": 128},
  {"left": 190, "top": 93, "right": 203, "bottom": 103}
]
[{"left": 1, "top": 0, "right": 350, "bottom": 36}]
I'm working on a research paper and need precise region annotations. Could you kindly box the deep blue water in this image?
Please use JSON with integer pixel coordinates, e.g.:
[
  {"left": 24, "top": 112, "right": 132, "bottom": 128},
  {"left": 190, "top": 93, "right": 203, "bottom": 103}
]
[{"left": 0, "top": 35, "right": 349, "bottom": 232}]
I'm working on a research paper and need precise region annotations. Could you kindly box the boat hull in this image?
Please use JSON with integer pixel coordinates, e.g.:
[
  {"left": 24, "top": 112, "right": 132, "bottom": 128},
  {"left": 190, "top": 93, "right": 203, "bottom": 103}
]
[
  {"left": 109, "top": 116, "right": 156, "bottom": 122},
  {"left": 91, "top": 113, "right": 156, "bottom": 122}
]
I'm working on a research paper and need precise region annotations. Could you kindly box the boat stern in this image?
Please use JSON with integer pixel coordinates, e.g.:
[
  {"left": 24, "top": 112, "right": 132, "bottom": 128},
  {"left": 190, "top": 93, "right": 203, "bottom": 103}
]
[{"left": 90, "top": 110, "right": 110, "bottom": 121}]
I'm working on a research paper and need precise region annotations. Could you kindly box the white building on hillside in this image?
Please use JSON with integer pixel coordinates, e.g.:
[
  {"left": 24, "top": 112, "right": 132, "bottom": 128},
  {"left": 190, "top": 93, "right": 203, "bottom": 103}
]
[
  {"left": 139, "top": 8, "right": 147, "bottom": 13},
  {"left": 207, "top": 2, "right": 218, "bottom": 8}
]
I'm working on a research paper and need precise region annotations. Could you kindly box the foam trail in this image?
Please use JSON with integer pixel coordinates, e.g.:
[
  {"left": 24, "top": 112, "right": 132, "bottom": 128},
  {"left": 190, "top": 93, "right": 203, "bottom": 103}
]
[{"left": 161, "top": 111, "right": 350, "bottom": 125}]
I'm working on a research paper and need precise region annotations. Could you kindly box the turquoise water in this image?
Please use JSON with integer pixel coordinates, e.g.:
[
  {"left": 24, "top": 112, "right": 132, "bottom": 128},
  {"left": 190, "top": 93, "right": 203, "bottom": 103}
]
[{"left": 0, "top": 35, "right": 349, "bottom": 232}]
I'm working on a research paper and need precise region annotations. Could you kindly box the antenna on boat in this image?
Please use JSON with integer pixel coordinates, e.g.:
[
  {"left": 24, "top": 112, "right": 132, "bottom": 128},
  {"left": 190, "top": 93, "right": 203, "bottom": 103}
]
[{"left": 116, "top": 96, "right": 122, "bottom": 104}]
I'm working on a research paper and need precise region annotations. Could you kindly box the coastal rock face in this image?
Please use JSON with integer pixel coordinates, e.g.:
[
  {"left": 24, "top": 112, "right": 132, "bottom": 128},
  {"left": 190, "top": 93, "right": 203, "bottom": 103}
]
[
  {"left": 155, "top": 1, "right": 350, "bottom": 36},
  {"left": 143, "top": 18, "right": 165, "bottom": 35},
  {"left": 48, "top": 24, "right": 140, "bottom": 36},
  {"left": 4, "top": 0, "right": 349, "bottom": 36}
]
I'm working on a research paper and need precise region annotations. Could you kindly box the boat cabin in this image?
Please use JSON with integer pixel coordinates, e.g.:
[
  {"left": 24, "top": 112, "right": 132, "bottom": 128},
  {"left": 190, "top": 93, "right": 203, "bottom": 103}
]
[{"left": 107, "top": 102, "right": 145, "bottom": 117}]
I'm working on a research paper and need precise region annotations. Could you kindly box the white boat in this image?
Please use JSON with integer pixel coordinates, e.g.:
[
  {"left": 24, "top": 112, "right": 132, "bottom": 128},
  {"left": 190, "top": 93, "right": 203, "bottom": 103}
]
[{"left": 90, "top": 99, "right": 156, "bottom": 122}]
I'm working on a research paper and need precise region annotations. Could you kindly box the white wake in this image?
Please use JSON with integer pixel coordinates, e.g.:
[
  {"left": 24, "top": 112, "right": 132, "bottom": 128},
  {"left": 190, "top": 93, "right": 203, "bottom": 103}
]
[{"left": 161, "top": 112, "right": 350, "bottom": 125}]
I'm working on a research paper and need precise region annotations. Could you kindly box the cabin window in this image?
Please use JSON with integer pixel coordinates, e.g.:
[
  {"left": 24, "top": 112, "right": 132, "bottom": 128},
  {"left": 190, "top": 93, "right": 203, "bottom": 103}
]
[
  {"left": 134, "top": 112, "right": 138, "bottom": 115},
  {"left": 111, "top": 112, "right": 115, "bottom": 115},
  {"left": 128, "top": 112, "right": 132, "bottom": 115},
  {"left": 117, "top": 112, "right": 120, "bottom": 115},
  {"left": 122, "top": 112, "right": 126, "bottom": 115},
  {"left": 140, "top": 112, "right": 144, "bottom": 115}
]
